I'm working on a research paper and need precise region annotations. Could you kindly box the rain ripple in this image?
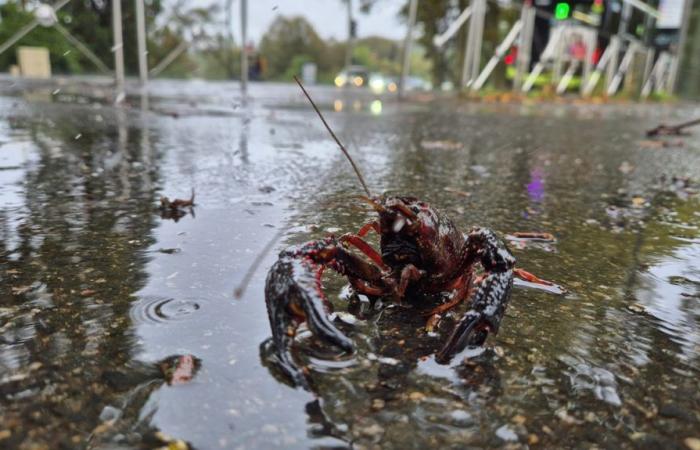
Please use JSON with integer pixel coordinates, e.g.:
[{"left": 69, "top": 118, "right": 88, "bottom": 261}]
[{"left": 130, "top": 296, "right": 203, "bottom": 326}]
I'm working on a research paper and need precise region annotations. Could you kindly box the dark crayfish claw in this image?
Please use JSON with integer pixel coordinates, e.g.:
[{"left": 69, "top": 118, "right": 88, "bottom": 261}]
[
  {"left": 435, "top": 269, "right": 513, "bottom": 364},
  {"left": 265, "top": 255, "right": 354, "bottom": 388}
]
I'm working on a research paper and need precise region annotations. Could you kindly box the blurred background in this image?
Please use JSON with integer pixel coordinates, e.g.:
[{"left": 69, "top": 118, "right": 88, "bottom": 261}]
[{"left": 0, "top": 0, "right": 698, "bottom": 99}]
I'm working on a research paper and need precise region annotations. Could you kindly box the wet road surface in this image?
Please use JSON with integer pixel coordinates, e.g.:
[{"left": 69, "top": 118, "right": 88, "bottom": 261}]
[{"left": 0, "top": 79, "right": 699, "bottom": 449}]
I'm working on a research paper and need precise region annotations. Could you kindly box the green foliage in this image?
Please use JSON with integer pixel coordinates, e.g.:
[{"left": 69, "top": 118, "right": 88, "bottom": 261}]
[
  {"left": 283, "top": 54, "right": 312, "bottom": 80},
  {"left": 400, "top": 0, "right": 454, "bottom": 86},
  {"left": 0, "top": 2, "right": 82, "bottom": 73},
  {"left": 0, "top": 0, "right": 167, "bottom": 75},
  {"left": 196, "top": 33, "right": 241, "bottom": 80},
  {"left": 352, "top": 39, "right": 401, "bottom": 75},
  {"left": 259, "top": 15, "right": 416, "bottom": 83},
  {"left": 0, "top": 2, "right": 430, "bottom": 83},
  {"left": 259, "top": 16, "right": 328, "bottom": 81}
]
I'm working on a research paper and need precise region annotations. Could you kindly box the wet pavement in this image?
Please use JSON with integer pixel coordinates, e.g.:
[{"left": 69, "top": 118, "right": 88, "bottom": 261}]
[{"left": 0, "top": 78, "right": 699, "bottom": 449}]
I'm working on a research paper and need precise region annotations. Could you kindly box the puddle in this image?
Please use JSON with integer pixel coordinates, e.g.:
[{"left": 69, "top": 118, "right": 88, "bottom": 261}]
[{"left": 0, "top": 81, "right": 698, "bottom": 449}]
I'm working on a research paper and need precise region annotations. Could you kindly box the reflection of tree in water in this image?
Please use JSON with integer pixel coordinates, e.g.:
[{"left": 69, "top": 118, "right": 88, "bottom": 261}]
[{"left": 0, "top": 106, "right": 197, "bottom": 449}]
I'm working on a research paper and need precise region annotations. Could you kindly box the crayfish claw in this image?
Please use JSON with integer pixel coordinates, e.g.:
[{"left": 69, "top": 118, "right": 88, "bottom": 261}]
[
  {"left": 300, "top": 285, "right": 354, "bottom": 352},
  {"left": 435, "top": 269, "right": 513, "bottom": 364},
  {"left": 264, "top": 254, "right": 354, "bottom": 389},
  {"left": 435, "top": 310, "right": 489, "bottom": 364},
  {"left": 259, "top": 337, "right": 310, "bottom": 390}
]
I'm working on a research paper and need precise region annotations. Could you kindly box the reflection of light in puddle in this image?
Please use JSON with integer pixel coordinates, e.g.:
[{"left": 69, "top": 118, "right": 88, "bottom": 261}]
[
  {"left": 527, "top": 167, "right": 545, "bottom": 203},
  {"left": 514, "top": 278, "right": 568, "bottom": 295},
  {"left": 635, "top": 242, "right": 700, "bottom": 358},
  {"left": 416, "top": 347, "right": 486, "bottom": 382},
  {"left": 333, "top": 99, "right": 343, "bottom": 112},
  {"left": 559, "top": 354, "right": 622, "bottom": 406},
  {"left": 307, "top": 355, "right": 359, "bottom": 374},
  {"left": 370, "top": 100, "right": 382, "bottom": 115}
]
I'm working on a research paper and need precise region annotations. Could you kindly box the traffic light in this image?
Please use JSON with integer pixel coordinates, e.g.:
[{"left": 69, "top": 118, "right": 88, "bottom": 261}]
[{"left": 554, "top": 2, "right": 570, "bottom": 20}]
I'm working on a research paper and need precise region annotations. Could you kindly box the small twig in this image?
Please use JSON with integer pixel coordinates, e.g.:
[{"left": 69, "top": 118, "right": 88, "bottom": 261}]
[
  {"left": 233, "top": 228, "right": 286, "bottom": 299},
  {"left": 646, "top": 117, "right": 700, "bottom": 137},
  {"left": 293, "top": 76, "right": 372, "bottom": 198}
]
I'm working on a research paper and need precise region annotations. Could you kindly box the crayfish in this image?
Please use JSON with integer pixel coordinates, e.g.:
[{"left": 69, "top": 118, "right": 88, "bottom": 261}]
[{"left": 262, "top": 77, "right": 558, "bottom": 389}]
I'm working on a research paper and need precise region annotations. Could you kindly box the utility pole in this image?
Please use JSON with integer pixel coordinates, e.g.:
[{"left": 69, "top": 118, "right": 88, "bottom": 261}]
[
  {"left": 227, "top": 0, "right": 235, "bottom": 78},
  {"left": 112, "top": 0, "right": 126, "bottom": 103},
  {"left": 135, "top": 0, "right": 148, "bottom": 87},
  {"left": 240, "top": 0, "right": 248, "bottom": 94},
  {"left": 345, "top": 0, "right": 354, "bottom": 68},
  {"left": 671, "top": 0, "right": 694, "bottom": 93},
  {"left": 400, "top": 0, "right": 418, "bottom": 99}
]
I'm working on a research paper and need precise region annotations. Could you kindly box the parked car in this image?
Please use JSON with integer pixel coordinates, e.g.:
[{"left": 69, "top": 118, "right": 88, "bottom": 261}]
[{"left": 334, "top": 66, "right": 369, "bottom": 88}]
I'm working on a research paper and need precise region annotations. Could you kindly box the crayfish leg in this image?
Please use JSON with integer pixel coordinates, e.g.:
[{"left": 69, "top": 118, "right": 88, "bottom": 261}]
[{"left": 514, "top": 268, "right": 554, "bottom": 286}]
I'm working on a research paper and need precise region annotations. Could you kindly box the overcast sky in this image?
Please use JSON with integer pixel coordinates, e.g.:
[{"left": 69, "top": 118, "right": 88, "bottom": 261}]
[{"left": 188, "top": 0, "right": 408, "bottom": 44}]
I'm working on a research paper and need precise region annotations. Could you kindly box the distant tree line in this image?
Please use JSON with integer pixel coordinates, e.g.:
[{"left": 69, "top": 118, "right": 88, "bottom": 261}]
[
  {"left": 258, "top": 15, "right": 424, "bottom": 83},
  {"left": 0, "top": 1, "right": 432, "bottom": 83}
]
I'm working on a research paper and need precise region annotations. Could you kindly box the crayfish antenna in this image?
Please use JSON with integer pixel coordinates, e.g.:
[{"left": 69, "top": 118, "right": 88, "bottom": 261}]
[
  {"left": 357, "top": 195, "right": 386, "bottom": 213},
  {"left": 293, "top": 75, "right": 372, "bottom": 198},
  {"left": 233, "top": 228, "right": 286, "bottom": 299}
]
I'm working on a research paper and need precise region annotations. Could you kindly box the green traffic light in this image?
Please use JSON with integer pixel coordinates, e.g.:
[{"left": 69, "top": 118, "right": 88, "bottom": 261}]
[{"left": 554, "top": 2, "right": 570, "bottom": 20}]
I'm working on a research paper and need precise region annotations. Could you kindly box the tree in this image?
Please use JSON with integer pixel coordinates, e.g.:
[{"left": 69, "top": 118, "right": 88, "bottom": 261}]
[
  {"left": 352, "top": 36, "right": 401, "bottom": 75},
  {"left": 259, "top": 16, "right": 328, "bottom": 80},
  {"left": 0, "top": 2, "right": 83, "bottom": 73},
  {"left": 0, "top": 0, "right": 165, "bottom": 74},
  {"left": 61, "top": 0, "right": 164, "bottom": 74}
]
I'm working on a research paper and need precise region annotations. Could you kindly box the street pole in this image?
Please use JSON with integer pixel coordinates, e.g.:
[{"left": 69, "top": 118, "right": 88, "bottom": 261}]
[
  {"left": 471, "top": 0, "right": 485, "bottom": 84},
  {"left": 227, "top": 0, "right": 234, "bottom": 78},
  {"left": 112, "top": 0, "right": 126, "bottom": 103},
  {"left": 461, "top": 0, "right": 476, "bottom": 89},
  {"left": 400, "top": 0, "right": 418, "bottom": 99},
  {"left": 240, "top": 0, "right": 248, "bottom": 94},
  {"left": 671, "top": 0, "right": 694, "bottom": 93},
  {"left": 135, "top": 0, "right": 148, "bottom": 87},
  {"left": 345, "top": 0, "right": 354, "bottom": 69},
  {"left": 514, "top": 1, "right": 534, "bottom": 91}
]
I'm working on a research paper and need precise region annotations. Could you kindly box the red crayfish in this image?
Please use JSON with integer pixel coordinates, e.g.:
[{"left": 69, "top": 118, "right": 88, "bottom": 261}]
[{"left": 263, "top": 77, "right": 559, "bottom": 388}]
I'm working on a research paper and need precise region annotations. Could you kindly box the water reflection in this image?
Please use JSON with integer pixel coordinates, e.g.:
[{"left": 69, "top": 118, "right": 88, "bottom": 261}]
[{"left": 0, "top": 98, "right": 168, "bottom": 448}]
